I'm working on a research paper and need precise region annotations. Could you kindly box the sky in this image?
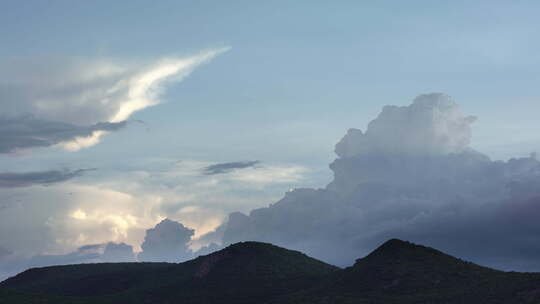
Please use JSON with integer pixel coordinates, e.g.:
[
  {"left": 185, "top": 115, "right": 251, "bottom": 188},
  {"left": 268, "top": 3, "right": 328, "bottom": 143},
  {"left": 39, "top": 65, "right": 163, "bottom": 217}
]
[{"left": 1, "top": 1, "right": 540, "bottom": 279}]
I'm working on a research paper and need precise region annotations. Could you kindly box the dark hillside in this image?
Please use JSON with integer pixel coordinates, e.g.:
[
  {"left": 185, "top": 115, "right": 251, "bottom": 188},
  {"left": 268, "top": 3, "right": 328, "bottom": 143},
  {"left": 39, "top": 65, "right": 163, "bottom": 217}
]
[
  {"left": 0, "top": 241, "right": 338, "bottom": 304},
  {"left": 1, "top": 240, "right": 540, "bottom": 304},
  {"left": 278, "top": 239, "right": 540, "bottom": 303}
]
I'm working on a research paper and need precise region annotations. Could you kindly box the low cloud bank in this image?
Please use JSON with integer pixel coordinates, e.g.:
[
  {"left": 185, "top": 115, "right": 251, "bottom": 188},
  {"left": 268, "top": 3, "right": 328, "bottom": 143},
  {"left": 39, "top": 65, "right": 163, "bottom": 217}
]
[
  {"left": 220, "top": 94, "right": 540, "bottom": 271},
  {"left": 0, "top": 219, "right": 209, "bottom": 281},
  {"left": 0, "top": 242, "right": 134, "bottom": 281}
]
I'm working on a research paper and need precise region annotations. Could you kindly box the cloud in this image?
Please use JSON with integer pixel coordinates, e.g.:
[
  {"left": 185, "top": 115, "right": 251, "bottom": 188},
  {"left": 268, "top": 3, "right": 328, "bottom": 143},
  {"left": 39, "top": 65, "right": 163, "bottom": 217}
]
[
  {"left": 102, "top": 242, "right": 135, "bottom": 262},
  {"left": 0, "top": 168, "right": 95, "bottom": 188},
  {"left": 0, "top": 243, "right": 103, "bottom": 280},
  {"left": 220, "top": 93, "right": 540, "bottom": 272},
  {"left": 0, "top": 247, "right": 12, "bottom": 260},
  {"left": 0, "top": 242, "right": 135, "bottom": 281},
  {"left": 0, "top": 115, "right": 126, "bottom": 154},
  {"left": 27, "top": 244, "right": 103, "bottom": 267},
  {"left": 202, "top": 160, "right": 261, "bottom": 175},
  {"left": 0, "top": 157, "right": 309, "bottom": 279},
  {"left": 335, "top": 93, "right": 477, "bottom": 158},
  {"left": 138, "top": 219, "right": 194, "bottom": 262},
  {"left": 0, "top": 48, "right": 229, "bottom": 152}
]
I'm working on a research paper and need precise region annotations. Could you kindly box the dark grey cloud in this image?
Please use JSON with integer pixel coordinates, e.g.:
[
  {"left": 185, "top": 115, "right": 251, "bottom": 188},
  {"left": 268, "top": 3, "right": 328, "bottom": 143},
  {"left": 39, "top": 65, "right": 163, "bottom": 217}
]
[
  {"left": 220, "top": 94, "right": 540, "bottom": 272},
  {"left": 202, "top": 161, "right": 261, "bottom": 175},
  {"left": 0, "top": 168, "right": 96, "bottom": 188},
  {"left": 77, "top": 244, "right": 104, "bottom": 251},
  {"left": 0, "top": 115, "right": 126, "bottom": 153},
  {"left": 138, "top": 219, "right": 194, "bottom": 262}
]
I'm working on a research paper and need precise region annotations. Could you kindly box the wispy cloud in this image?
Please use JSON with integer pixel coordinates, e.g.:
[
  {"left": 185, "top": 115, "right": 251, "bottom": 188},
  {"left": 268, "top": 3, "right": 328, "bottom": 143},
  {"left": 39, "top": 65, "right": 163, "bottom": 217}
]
[{"left": 0, "top": 47, "right": 230, "bottom": 152}]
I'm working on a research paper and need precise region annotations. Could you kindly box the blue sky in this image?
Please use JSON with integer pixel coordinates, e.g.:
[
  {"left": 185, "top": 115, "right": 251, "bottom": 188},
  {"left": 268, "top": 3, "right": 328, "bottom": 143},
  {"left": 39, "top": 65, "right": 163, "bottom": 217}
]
[
  {"left": 1, "top": 1, "right": 540, "bottom": 276},
  {"left": 3, "top": 1, "right": 539, "bottom": 162}
]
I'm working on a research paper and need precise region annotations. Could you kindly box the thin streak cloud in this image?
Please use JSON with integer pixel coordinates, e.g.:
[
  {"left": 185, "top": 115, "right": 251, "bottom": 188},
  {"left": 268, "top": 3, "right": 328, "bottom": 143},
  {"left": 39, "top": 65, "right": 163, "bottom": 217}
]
[
  {"left": 202, "top": 160, "right": 261, "bottom": 175},
  {"left": 0, "top": 168, "right": 96, "bottom": 188},
  {"left": 62, "top": 47, "right": 230, "bottom": 151}
]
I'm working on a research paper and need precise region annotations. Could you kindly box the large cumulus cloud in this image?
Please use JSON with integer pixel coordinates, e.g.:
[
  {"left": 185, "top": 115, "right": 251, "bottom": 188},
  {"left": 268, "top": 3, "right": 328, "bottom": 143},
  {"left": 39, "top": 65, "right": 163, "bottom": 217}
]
[
  {"left": 221, "top": 93, "right": 540, "bottom": 271},
  {"left": 0, "top": 48, "right": 228, "bottom": 152}
]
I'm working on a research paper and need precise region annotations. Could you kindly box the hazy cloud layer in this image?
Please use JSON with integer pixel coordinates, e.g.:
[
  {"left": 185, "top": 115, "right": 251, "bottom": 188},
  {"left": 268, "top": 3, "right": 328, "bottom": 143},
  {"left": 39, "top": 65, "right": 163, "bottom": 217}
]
[
  {"left": 0, "top": 158, "right": 307, "bottom": 278},
  {"left": 0, "top": 169, "right": 95, "bottom": 188},
  {"left": 202, "top": 160, "right": 261, "bottom": 175},
  {"left": 138, "top": 219, "right": 194, "bottom": 262},
  {"left": 0, "top": 242, "right": 134, "bottom": 281},
  {"left": 0, "top": 48, "right": 228, "bottom": 152},
  {"left": 221, "top": 94, "right": 540, "bottom": 271},
  {"left": 0, "top": 247, "right": 12, "bottom": 260}
]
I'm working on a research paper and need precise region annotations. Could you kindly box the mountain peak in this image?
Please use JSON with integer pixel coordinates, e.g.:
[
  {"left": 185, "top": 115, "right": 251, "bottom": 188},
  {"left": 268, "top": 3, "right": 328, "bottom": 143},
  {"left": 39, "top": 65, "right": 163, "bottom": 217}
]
[
  {"left": 342, "top": 238, "right": 498, "bottom": 295},
  {"left": 358, "top": 238, "right": 445, "bottom": 264},
  {"left": 353, "top": 238, "right": 481, "bottom": 272},
  {"left": 191, "top": 241, "right": 339, "bottom": 280}
]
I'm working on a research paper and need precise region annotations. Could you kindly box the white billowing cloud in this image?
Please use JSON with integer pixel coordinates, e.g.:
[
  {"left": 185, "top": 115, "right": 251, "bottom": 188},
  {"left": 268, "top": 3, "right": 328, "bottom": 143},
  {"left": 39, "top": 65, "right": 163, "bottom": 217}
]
[
  {"left": 0, "top": 48, "right": 229, "bottom": 152},
  {"left": 138, "top": 219, "right": 194, "bottom": 262},
  {"left": 221, "top": 94, "right": 540, "bottom": 272},
  {"left": 335, "top": 93, "right": 477, "bottom": 158},
  {"left": 0, "top": 183, "right": 162, "bottom": 257}
]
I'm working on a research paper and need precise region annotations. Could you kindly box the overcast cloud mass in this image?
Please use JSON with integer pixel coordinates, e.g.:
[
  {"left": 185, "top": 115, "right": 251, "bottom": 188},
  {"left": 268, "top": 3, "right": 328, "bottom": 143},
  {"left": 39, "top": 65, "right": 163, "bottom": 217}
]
[{"left": 221, "top": 94, "right": 540, "bottom": 271}]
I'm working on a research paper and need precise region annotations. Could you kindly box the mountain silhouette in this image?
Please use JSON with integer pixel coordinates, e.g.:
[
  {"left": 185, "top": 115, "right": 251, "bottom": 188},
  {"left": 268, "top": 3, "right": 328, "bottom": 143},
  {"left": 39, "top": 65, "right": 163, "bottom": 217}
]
[
  {"left": 0, "top": 242, "right": 338, "bottom": 304},
  {"left": 1, "top": 239, "right": 540, "bottom": 303},
  {"left": 282, "top": 239, "right": 540, "bottom": 303}
]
